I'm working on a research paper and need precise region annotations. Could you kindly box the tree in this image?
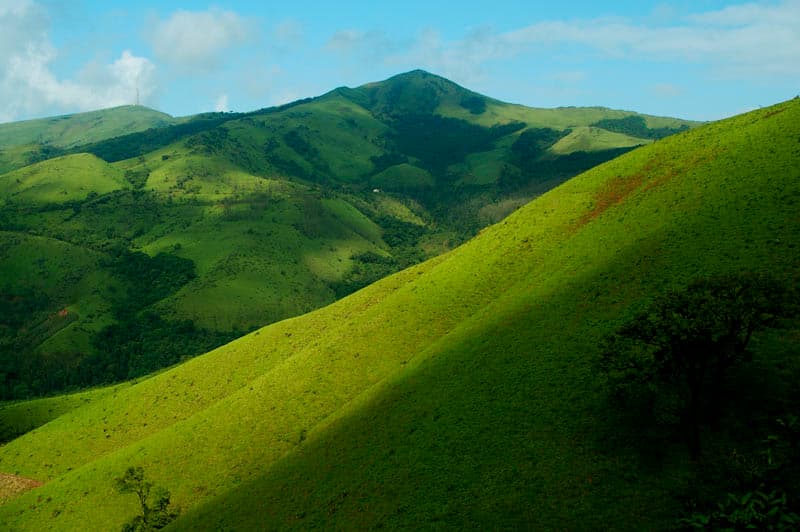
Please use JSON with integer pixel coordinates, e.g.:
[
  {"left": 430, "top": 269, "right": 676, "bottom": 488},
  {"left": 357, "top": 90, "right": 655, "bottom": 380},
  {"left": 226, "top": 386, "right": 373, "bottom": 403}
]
[
  {"left": 600, "top": 273, "right": 794, "bottom": 458},
  {"left": 114, "top": 466, "right": 178, "bottom": 531}
]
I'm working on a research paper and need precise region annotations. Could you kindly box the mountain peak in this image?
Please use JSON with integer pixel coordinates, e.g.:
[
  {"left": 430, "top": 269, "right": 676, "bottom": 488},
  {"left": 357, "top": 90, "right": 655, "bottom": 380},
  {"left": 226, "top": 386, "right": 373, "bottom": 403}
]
[{"left": 335, "top": 69, "right": 483, "bottom": 116}]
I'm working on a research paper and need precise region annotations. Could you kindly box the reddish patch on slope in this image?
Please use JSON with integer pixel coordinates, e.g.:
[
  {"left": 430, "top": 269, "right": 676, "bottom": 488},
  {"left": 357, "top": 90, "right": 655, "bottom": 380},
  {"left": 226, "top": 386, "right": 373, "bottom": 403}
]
[
  {"left": 572, "top": 172, "right": 646, "bottom": 231},
  {"left": 0, "top": 473, "right": 43, "bottom": 502},
  {"left": 762, "top": 107, "right": 786, "bottom": 119},
  {"left": 57, "top": 308, "right": 69, "bottom": 317}
]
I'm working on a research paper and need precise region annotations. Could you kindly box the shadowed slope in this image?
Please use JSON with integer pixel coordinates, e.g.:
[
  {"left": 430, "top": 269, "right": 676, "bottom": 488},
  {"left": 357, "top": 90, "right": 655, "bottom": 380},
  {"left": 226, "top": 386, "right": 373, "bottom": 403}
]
[
  {"left": 171, "top": 99, "right": 800, "bottom": 530},
  {"left": 0, "top": 99, "right": 795, "bottom": 530}
]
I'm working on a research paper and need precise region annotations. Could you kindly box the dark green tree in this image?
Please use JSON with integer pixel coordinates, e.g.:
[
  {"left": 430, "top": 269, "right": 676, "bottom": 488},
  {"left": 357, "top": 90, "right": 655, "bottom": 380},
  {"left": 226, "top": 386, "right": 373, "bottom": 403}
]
[
  {"left": 600, "top": 273, "right": 794, "bottom": 458},
  {"left": 114, "top": 466, "right": 178, "bottom": 531}
]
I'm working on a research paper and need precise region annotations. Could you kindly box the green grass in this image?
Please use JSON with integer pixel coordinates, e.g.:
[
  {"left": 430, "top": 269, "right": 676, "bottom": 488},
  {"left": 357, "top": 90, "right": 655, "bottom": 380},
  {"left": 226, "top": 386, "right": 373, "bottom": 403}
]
[
  {"left": 549, "top": 125, "right": 650, "bottom": 154},
  {"left": 371, "top": 163, "right": 435, "bottom": 190},
  {"left": 0, "top": 70, "right": 699, "bottom": 400},
  {"left": 0, "top": 383, "right": 132, "bottom": 442},
  {"left": 0, "top": 106, "right": 174, "bottom": 174},
  {"left": 0, "top": 106, "right": 173, "bottom": 150},
  {"left": 0, "top": 153, "right": 127, "bottom": 204},
  {"left": 0, "top": 99, "right": 795, "bottom": 530}
]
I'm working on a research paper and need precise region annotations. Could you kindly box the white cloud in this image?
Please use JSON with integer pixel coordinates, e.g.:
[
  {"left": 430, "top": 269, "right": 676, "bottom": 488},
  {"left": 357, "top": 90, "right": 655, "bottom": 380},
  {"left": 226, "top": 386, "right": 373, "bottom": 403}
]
[
  {"left": 214, "top": 93, "right": 229, "bottom": 112},
  {"left": 687, "top": 1, "right": 798, "bottom": 26},
  {"left": 147, "top": 8, "right": 251, "bottom": 72},
  {"left": 274, "top": 19, "right": 303, "bottom": 44},
  {"left": 502, "top": 1, "right": 800, "bottom": 77},
  {"left": 0, "top": 1, "right": 156, "bottom": 123},
  {"left": 652, "top": 83, "right": 683, "bottom": 98},
  {"left": 548, "top": 71, "right": 587, "bottom": 84},
  {"left": 327, "top": 1, "right": 800, "bottom": 84},
  {"left": 326, "top": 29, "right": 393, "bottom": 56}
]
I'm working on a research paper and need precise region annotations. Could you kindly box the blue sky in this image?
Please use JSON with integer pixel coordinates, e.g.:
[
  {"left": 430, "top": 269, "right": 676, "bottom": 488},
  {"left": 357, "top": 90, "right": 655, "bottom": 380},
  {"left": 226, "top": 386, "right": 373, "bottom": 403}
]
[{"left": 1, "top": 1, "right": 798, "bottom": 123}]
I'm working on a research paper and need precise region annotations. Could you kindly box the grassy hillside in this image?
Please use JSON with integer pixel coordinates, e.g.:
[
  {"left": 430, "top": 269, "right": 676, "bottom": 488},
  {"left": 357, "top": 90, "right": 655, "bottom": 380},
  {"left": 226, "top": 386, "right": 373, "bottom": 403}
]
[
  {"left": 0, "top": 153, "right": 127, "bottom": 204},
  {"left": 0, "top": 71, "right": 698, "bottom": 401},
  {"left": 0, "top": 99, "right": 796, "bottom": 530},
  {"left": 0, "top": 106, "right": 174, "bottom": 174}
]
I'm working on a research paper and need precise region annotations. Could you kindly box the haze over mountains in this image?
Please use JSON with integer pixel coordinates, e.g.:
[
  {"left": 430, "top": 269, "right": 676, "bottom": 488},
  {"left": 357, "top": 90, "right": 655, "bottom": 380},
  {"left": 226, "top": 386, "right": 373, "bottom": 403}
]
[
  {"left": 0, "top": 77, "right": 800, "bottom": 530},
  {"left": 0, "top": 71, "right": 697, "bottom": 401}
]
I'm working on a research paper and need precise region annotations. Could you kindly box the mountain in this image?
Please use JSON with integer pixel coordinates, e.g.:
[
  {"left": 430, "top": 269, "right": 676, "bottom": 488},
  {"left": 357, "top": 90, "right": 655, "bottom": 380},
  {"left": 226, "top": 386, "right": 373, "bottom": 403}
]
[
  {"left": 0, "top": 106, "right": 175, "bottom": 174},
  {"left": 0, "top": 97, "right": 797, "bottom": 529},
  {"left": 0, "top": 71, "right": 698, "bottom": 401}
]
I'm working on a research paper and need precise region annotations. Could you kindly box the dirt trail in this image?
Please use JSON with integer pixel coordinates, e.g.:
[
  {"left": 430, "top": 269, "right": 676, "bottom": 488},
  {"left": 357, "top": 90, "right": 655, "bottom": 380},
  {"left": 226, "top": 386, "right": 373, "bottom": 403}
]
[{"left": 0, "top": 473, "right": 43, "bottom": 503}]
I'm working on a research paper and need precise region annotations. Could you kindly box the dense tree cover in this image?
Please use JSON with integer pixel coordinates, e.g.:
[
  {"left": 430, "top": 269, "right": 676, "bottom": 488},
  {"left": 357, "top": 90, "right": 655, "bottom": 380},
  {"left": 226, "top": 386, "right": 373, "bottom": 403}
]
[
  {"left": 104, "top": 250, "right": 196, "bottom": 319},
  {"left": 388, "top": 115, "right": 523, "bottom": 176},
  {"left": 24, "top": 143, "right": 64, "bottom": 166},
  {"left": 71, "top": 97, "right": 319, "bottom": 164},
  {"left": 592, "top": 115, "right": 689, "bottom": 140},
  {"left": 599, "top": 272, "right": 800, "bottom": 527},
  {"left": 460, "top": 95, "right": 487, "bottom": 115},
  {"left": 601, "top": 273, "right": 795, "bottom": 457},
  {"left": 282, "top": 128, "right": 332, "bottom": 179},
  {"left": 510, "top": 127, "right": 571, "bottom": 164},
  {"left": 89, "top": 312, "right": 239, "bottom": 383},
  {"left": 75, "top": 115, "right": 235, "bottom": 162},
  {"left": 0, "top": 288, "right": 50, "bottom": 329},
  {"left": 0, "top": 247, "right": 215, "bottom": 399},
  {"left": 500, "top": 146, "right": 636, "bottom": 191}
]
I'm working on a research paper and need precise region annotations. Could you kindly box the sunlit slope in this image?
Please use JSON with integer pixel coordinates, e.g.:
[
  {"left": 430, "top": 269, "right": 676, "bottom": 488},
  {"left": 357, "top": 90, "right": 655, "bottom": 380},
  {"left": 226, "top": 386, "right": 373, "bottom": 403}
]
[
  {"left": 0, "top": 70, "right": 698, "bottom": 397},
  {"left": 1, "top": 100, "right": 796, "bottom": 530},
  {"left": 0, "top": 106, "right": 174, "bottom": 174},
  {"left": 170, "top": 99, "right": 800, "bottom": 530},
  {"left": 0, "top": 383, "right": 131, "bottom": 442},
  {"left": 176, "top": 99, "right": 800, "bottom": 530},
  {"left": 0, "top": 106, "right": 173, "bottom": 149},
  {"left": 0, "top": 153, "right": 127, "bottom": 204}
]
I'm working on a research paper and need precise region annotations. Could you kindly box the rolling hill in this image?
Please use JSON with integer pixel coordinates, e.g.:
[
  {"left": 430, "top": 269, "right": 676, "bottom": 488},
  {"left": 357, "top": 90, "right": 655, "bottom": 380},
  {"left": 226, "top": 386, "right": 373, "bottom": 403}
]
[
  {"left": 0, "top": 106, "right": 175, "bottom": 175},
  {"left": 0, "top": 97, "right": 796, "bottom": 529},
  {"left": 0, "top": 70, "right": 698, "bottom": 401}
]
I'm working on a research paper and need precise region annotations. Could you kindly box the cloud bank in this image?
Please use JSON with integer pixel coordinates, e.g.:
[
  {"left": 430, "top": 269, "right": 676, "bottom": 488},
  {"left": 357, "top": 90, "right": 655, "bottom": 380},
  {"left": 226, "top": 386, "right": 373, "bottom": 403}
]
[
  {"left": 147, "top": 8, "right": 252, "bottom": 72},
  {"left": 328, "top": 0, "right": 800, "bottom": 83},
  {"left": 0, "top": 0, "right": 155, "bottom": 123}
]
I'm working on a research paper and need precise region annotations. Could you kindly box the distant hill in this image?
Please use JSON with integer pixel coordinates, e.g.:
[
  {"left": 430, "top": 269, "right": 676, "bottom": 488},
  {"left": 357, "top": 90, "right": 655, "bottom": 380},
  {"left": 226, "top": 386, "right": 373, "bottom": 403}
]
[
  {"left": 0, "top": 70, "right": 698, "bottom": 400},
  {"left": 0, "top": 106, "right": 175, "bottom": 174},
  {"left": 0, "top": 98, "right": 796, "bottom": 530}
]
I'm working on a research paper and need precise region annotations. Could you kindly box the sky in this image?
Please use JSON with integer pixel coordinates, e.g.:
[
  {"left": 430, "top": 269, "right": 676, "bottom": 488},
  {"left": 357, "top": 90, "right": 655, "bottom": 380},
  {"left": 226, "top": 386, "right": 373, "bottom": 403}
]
[{"left": 1, "top": 0, "right": 798, "bottom": 124}]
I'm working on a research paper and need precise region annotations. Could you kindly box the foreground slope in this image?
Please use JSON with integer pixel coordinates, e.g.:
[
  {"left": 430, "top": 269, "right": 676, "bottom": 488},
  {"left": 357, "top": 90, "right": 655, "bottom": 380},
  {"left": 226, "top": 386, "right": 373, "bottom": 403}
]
[
  {"left": 0, "top": 99, "right": 796, "bottom": 529},
  {"left": 0, "top": 71, "right": 698, "bottom": 400}
]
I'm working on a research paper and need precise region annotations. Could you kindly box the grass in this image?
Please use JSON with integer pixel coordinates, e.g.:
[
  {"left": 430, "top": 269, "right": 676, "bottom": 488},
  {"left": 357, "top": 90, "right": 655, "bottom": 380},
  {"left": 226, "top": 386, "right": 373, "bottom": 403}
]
[
  {"left": 0, "top": 383, "right": 132, "bottom": 442},
  {"left": 0, "top": 106, "right": 174, "bottom": 174},
  {"left": 0, "top": 153, "right": 127, "bottom": 204},
  {"left": 0, "top": 106, "right": 173, "bottom": 150},
  {"left": 0, "top": 70, "right": 699, "bottom": 399},
  {"left": 0, "top": 98, "right": 796, "bottom": 530},
  {"left": 549, "top": 126, "right": 650, "bottom": 154}
]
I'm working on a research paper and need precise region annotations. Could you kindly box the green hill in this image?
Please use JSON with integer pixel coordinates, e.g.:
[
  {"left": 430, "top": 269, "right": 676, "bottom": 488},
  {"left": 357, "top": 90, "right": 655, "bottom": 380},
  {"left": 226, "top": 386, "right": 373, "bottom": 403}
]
[
  {"left": 0, "top": 98, "right": 796, "bottom": 530},
  {"left": 0, "top": 71, "right": 698, "bottom": 401},
  {"left": 0, "top": 106, "right": 174, "bottom": 174},
  {"left": 0, "top": 153, "right": 127, "bottom": 204}
]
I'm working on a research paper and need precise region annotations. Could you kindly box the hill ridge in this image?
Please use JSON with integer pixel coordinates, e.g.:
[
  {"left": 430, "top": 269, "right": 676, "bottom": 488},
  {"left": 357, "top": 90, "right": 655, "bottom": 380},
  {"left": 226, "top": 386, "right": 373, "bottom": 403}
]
[{"left": 0, "top": 98, "right": 796, "bottom": 529}]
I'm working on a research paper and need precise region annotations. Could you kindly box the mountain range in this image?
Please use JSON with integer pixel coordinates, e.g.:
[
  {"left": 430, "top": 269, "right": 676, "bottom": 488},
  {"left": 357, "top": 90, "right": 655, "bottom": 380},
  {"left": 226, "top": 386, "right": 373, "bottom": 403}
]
[
  {"left": 0, "top": 70, "right": 697, "bottom": 401},
  {"left": 0, "top": 75, "right": 797, "bottom": 529}
]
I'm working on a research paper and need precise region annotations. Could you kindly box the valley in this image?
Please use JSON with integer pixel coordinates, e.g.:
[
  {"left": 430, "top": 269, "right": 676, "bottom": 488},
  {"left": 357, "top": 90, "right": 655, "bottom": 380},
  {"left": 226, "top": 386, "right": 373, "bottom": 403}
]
[
  {"left": 0, "top": 72, "right": 797, "bottom": 529},
  {"left": 0, "top": 71, "right": 695, "bottom": 401}
]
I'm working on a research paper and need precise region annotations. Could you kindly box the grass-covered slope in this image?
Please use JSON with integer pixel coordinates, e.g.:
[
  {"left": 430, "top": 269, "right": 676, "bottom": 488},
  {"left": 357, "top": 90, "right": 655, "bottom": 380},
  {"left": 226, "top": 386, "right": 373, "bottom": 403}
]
[
  {"left": 0, "top": 153, "right": 127, "bottom": 204},
  {"left": 0, "top": 106, "right": 174, "bottom": 174},
  {"left": 0, "top": 71, "right": 699, "bottom": 401},
  {"left": 0, "top": 99, "right": 796, "bottom": 529}
]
